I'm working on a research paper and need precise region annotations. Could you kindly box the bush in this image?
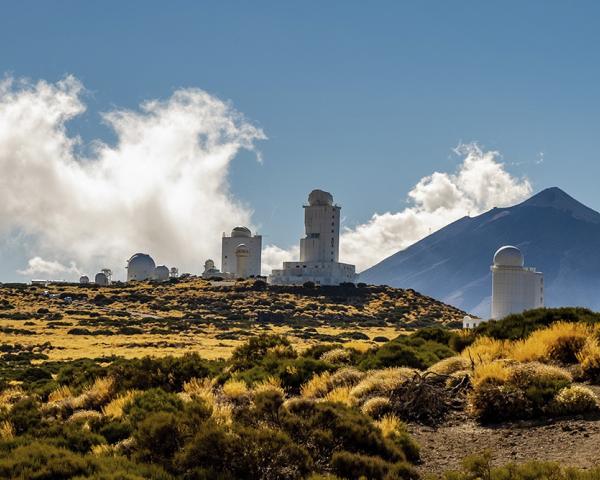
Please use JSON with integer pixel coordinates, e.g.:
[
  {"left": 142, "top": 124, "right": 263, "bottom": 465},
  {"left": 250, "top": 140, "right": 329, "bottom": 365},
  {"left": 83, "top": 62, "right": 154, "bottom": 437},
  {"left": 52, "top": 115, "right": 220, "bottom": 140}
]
[
  {"left": 124, "top": 388, "right": 183, "bottom": 425},
  {"left": 548, "top": 385, "right": 598, "bottom": 415},
  {"left": 134, "top": 412, "right": 181, "bottom": 467}
]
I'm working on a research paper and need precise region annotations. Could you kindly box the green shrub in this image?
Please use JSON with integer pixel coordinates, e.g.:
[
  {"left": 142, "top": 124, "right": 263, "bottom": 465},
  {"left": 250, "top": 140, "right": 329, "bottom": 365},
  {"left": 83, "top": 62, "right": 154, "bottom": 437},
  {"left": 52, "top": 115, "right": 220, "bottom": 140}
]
[{"left": 123, "top": 388, "right": 183, "bottom": 425}]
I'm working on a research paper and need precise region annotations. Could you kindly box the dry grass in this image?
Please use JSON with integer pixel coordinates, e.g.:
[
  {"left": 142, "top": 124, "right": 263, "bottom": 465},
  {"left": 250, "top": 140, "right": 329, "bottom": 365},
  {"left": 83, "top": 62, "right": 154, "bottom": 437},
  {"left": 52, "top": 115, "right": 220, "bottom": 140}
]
[
  {"left": 322, "top": 386, "right": 353, "bottom": 406},
  {"left": 301, "top": 371, "right": 334, "bottom": 398},
  {"left": 462, "top": 337, "right": 508, "bottom": 364},
  {"left": 183, "top": 377, "right": 216, "bottom": 407},
  {"left": 509, "top": 322, "right": 591, "bottom": 363},
  {"left": 361, "top": 396, "right": 390, "bottom": 417},
  {"left": 48, "top": 385, "right": 73, "bottom": 403},
  {"left": 472, "top": 360, "right": 510, "bottom": 386},
  {"left": 427, "top": 356, "right": 471, "bottom": 375},
  {"left": 320, "top": 348, "right": 352, "bottom": 364},
  {"left": 349, "top": 367, "right": 415, "bottom": 404},
  {"left": 102, "top": 390, "right": 138, "bottom": 419},
  {"left": 0, "top": 420, "right": 14, "bottom": 440},
  {"left": 222, "top": 379, "right": 249, "bottom": 400},
  {"left": 252, "top": 376, "right": 284, "bottom": 397},
  {"left": 374, "top": 413, "right": 405, "bottom": 438}
]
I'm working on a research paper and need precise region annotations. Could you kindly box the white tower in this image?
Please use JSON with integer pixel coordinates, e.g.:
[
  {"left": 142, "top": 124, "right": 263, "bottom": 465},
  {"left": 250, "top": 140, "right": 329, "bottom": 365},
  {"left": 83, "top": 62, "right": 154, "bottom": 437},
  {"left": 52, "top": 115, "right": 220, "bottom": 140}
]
[
  {"left": 169, "top": 267, "right": 179, "bottom": 278},
  {"left": 300, "top": 189, "right": 340, "bottom": 263},
  {"left": 221, "top": 227, "right": 262, "bottom": 278},
  {"left": 491, "top": 245, "right": 544, "bottom": 319},
  {"left": 269, "top": 189, "right": 357, "bottom": 286}
]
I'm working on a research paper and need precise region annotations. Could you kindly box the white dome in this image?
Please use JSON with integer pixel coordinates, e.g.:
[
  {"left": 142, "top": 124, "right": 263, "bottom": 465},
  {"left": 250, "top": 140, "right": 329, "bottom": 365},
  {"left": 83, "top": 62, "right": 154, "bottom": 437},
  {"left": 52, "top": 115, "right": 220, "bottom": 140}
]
[
  {"left": 154, "top": 265, "right": 170, "bottom": 281},
  {"left": 95, "top": 272, "right": 109, "bottom": 286},
  {"left": 204, "top": 259, "right": 215, "bottom": 270},
  {"left": 493, "top": 245, "right": 524, "bottom": 267},
  {"left": 231, "top": 226, "right": 251, "bottom": 238},
  {"left": 308, "top": 189, "right": 333, "bottom": 206},
  {"left": 127, "top": 253, "right": 156, "bottom": 281},
  {"left": 79, "top": 275, "right": 89, "bottom": 284}
]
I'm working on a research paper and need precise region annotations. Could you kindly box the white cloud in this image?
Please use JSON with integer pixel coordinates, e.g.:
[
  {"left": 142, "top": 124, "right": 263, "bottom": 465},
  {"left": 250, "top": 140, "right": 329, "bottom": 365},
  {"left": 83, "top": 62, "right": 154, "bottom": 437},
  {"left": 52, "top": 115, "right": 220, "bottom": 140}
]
[
  {"left": 18, "top": 256, "right": 80, "bottom": 277},
  {"left": 261, "top": 244, "right": 299, "bottom": 275},
  {"left": 340, "top": 143, "right": 532, "bottom": 271},
  {"left": 0, "top": 76, "right": 265, "bottom": 280}
]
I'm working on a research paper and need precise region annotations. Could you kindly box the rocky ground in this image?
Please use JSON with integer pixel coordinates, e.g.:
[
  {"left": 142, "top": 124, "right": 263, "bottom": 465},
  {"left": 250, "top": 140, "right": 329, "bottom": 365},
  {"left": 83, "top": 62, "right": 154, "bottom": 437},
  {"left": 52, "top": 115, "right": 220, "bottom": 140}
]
[{"left": 410, "top": 412, "right": 600, "bottom": 474}]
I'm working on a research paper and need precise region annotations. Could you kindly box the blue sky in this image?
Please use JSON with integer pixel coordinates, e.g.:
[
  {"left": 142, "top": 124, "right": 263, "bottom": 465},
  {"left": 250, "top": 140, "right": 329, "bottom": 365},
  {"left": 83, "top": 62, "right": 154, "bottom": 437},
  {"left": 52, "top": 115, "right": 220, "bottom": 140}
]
[{"left": 0, "top": 1, "right": 599, "bottom": 280}]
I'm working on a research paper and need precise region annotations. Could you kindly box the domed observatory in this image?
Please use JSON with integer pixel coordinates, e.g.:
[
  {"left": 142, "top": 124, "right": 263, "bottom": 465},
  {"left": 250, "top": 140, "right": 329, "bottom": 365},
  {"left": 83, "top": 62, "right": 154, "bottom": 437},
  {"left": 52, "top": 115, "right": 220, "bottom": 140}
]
[
  {"left": 491, "top": 245, "right": 544, "bottom": 319},
  {"left": 221, "top": 227, "right": 262, "bottom": 278},
  {"left": 126, "top": 253, "right": 156, "bottom": 282},
  {"left": 153, "top": 265, "right": 170, "bottom": 282},
  {"left": 79, "top": 275, "right": 89, "bottom": 285},
  {"left": 269, "top": 189, "right": 358, "bottom": 286},
  {"left": 95, "top": 272, "right": 109, "bottom": 286}
]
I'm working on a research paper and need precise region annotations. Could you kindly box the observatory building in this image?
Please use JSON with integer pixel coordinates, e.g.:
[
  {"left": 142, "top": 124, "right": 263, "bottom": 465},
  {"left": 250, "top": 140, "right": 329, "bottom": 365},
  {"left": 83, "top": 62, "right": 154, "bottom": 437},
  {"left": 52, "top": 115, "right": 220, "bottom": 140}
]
[
  {"left": 490, "top": 245, "right": 544, "bottom": 319},
  {"left": 269, "top": 189, "right": 358, "bottom": 286},
  {"left": 127, "top": 253, "right": 156, "bottom": 282},
  {"left": 221, "top": 227, "right": 262, "bottom": 278},
  {"left": 79, "top": 275, "right": 89, "bottom": 285},
  {"left": 153, "top": 265, "right": 170, "bottom": 282},
  {"left": 94, "top": 272, "right": 110, "bottom": 286}
]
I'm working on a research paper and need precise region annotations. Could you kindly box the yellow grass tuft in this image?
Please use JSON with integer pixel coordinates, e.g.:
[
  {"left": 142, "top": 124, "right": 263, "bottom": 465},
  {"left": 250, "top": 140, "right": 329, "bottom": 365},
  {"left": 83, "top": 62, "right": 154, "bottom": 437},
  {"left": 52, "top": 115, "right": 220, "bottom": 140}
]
[
  {"left": 462, "top": 337, "right": 508, "bottom": 364},
  {"left": 509, "top": 322, "right": 590, "bottom": 363},
  {"left": 0, "top": 387, "right": 26, "bottom": 411},
  {"left": 472, "top": 360, "right": 510, "bottom": 386},
  {"left": 320, "top": 348, "right": 352, "bottom": 364},
  {"left": 48, "top": 385, "right": 73, "bottom": 403},
  {"left": 361, "top": 396, "right": 390, "bottom": 417},
  {"left": 222, "top": 379, "right": 249, "bottom": 400},
  {"left": 0, "top": 420, "right": 14, "bottom": 440},
  {"left": 183, "top": 377, "right": 216, "bottom": 407},
  {"left": 102, "top": 390, "right": 138, "bottom": 419},
  {"left": 322, "top": 386, "right": 353, "bottom": 406},
  {"left": 91, "top": 444, "right": 113, "bottom": 456},
  {"left": 301, "top": 371, "right": 333, "bottom": 398},
  {"left": 374, "top": 414, "right": 405, "bottom": 438},
  {"left": 427, "top": 356, "right": 471, "bottom": 375},
  {"left": 349, "top": 367, "right": 415, "bottom": 404},
  {"left": 252, "top": 376, "right": 284, "bottom": 397}
]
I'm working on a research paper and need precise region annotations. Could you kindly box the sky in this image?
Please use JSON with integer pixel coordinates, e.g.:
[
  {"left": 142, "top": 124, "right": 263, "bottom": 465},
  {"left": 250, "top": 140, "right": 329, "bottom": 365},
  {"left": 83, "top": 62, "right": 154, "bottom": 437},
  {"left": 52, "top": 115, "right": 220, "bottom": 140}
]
[{"left": 0, "top": 1, "right": 599, "bottom": 281}]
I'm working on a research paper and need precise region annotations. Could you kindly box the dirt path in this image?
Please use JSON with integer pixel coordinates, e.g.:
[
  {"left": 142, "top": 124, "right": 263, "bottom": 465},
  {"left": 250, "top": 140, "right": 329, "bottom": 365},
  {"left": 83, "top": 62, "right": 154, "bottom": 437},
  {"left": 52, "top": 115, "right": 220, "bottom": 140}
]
[{"left": 409, "top": 415, "right": 600, "bottom": 474}]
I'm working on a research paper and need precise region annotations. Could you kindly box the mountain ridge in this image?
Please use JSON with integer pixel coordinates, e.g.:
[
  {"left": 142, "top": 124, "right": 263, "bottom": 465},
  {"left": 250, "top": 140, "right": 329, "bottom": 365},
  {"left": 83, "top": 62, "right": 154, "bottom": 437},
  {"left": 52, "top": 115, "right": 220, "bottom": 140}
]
[{"left": 360, "top": 187, "right": 600, "bottom": 317}]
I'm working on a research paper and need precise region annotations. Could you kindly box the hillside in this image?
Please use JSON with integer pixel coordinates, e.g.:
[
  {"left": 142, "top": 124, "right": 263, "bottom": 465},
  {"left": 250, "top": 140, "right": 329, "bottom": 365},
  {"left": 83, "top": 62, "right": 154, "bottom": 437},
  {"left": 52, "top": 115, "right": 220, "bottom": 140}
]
[
  {"left": 0, "top": 277, "right": 466, "bottom": 361},
  {"left": 361, "top": 187, "right": 600, "bottom": 317}
]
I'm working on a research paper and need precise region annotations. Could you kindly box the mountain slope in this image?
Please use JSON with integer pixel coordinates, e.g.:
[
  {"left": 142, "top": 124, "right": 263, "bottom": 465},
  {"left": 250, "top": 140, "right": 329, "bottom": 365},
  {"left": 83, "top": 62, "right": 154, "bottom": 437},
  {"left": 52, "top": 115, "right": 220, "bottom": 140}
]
[{"left": 360, "top": 187, "right": 600, "bottom": 317}]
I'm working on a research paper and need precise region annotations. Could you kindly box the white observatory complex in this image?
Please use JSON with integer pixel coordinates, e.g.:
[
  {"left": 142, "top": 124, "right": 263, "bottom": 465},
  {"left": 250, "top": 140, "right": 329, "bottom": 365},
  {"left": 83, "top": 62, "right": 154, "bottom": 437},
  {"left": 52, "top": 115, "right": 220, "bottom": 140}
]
[
  {"left": 221, "top": 227, "right": 262, "bottom": 278},
  {"left": 127, "top": 253, "right": 156, "bottom": 282},
  {"left": 79, "top": 275, "right": 89, "bottom": 285},
  {"left": 269, "top": 189, "right": 358, "bottom": 286},
  {"left": 490, "top": 245, "right": 544, "bottom": 319}
]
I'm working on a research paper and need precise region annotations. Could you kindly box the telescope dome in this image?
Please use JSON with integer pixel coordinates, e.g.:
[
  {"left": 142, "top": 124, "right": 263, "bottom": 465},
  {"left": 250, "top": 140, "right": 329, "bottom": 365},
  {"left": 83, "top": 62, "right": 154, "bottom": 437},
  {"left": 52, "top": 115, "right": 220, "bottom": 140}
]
[
  {"left": 231, "top": 226, "right": 251, "bottom": 238},
  {"left": 308, "top": 189, "right": 333, "bottom": 206},
  {"left": 493, "top": 245, "right": 524, "bottom": 267},
  {"left": 127, "top": 253, "right": 156, "bottom": 281}
]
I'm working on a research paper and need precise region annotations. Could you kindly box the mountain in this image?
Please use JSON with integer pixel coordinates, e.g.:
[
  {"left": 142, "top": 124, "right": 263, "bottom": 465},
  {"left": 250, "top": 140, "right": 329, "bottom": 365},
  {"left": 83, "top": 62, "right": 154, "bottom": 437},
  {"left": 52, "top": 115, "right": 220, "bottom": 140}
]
[{"left": 360, "top": 187, "right": 600, "bottom": 317}]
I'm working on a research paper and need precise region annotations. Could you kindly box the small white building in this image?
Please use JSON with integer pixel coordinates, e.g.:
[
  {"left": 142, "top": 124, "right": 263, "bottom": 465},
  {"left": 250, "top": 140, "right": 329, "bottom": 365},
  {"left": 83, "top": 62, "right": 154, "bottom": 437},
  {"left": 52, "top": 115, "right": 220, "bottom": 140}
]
[
  {"left": 491, "top": 245, "right": 544, "bottom": 319},
  {"left": 221, "top": 227, "right": 262, "bottom": 278},
  {"left": 153, "top": 265, "right": 170, "bottom": 282},
  {"left": 269, "top": 189, "right": 358, "bottom": 286},
  {"left": 462, "top": 315, "right": 486, "bottom": 329},
  {"left": 94, "top": 272, "right": 110, "bottom": 286},
  {"left": 127, "top": 253, "right": 156, "bottom": 282}
]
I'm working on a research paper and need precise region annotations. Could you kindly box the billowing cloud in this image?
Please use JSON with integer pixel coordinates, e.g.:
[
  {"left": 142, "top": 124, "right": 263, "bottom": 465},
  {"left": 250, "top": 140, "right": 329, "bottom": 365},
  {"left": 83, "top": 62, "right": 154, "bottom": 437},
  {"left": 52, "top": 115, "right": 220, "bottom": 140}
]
[
  {"left": 0, "top": 76, "right": 265, "bottom": 280},
  {"left": 340, "top": 143, "right": 532, "bottom": 271},
  {"left": 17, "top": 257, "right": 80, "bottom": 277}
]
